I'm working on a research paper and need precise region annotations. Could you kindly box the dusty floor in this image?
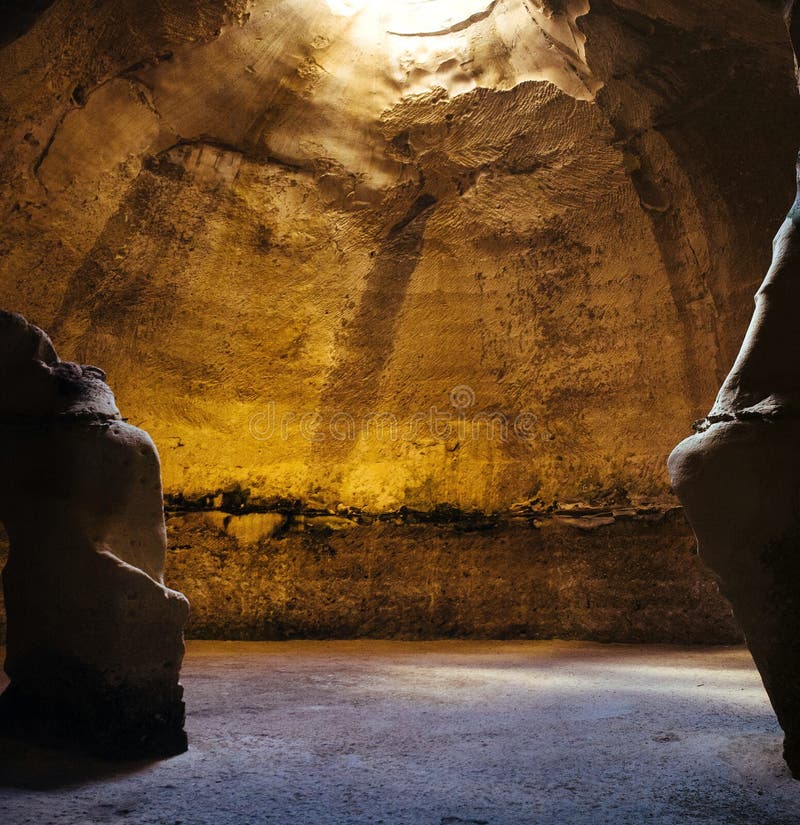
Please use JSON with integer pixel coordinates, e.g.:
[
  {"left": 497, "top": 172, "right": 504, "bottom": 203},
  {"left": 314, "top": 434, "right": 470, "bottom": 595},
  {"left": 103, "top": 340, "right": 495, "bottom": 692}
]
[{"left": 1, "top": 641, "right": 800, "bottom": 824}]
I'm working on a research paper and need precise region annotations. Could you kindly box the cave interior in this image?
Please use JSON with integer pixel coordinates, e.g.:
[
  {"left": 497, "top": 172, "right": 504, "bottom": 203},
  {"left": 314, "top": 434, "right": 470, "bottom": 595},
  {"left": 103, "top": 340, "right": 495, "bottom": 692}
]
[{"left": 2, "top": 0, "right": 800, "bottom": 822}]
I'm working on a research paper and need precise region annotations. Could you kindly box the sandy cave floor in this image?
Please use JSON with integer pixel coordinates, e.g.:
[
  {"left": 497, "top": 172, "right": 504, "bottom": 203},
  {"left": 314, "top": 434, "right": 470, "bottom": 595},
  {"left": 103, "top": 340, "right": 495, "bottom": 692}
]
[{"left": 2, "top": 641, "right": 800, "bottom": 824}]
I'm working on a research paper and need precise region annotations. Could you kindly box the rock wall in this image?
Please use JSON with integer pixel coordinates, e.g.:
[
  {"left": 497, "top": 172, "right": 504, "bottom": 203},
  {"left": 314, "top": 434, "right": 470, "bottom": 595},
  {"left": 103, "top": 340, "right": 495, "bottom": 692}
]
[
  {"left": 0, "top": 509, "right": 739, "bottom": 643},
  {"left": 165, "top": 507, "right": 740, "bottom": 643},
  {"left": 0, "top": 0, "right": 796, "bottom": 640},
  {"left": 0, "top": 530, "right": 6, "bottom": 645}
]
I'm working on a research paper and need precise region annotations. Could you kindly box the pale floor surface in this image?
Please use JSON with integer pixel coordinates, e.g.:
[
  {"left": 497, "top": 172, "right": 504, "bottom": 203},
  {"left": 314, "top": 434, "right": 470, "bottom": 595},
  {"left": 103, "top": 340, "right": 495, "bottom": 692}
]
[{"left": 1, "top": 641, "right": 800, "bottom": 824}]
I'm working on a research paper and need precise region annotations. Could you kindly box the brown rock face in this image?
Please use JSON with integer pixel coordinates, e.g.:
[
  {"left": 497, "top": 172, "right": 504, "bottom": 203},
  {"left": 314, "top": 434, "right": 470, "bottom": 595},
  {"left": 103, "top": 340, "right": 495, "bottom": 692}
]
[
  {"left": 1, "top": 0, "right": 797, "bottom": 513},
  {"left": 162, "top": 507, "right": 740, "bottom": 644},
  {"left": 2, "top": 2, "right": 800, "bottom": 643},
  {"left": 669, "top": 153, "right": 800, "bottom": 777},
  {"left": 0, "top": 312, "right": 190, "bottom": 758}
]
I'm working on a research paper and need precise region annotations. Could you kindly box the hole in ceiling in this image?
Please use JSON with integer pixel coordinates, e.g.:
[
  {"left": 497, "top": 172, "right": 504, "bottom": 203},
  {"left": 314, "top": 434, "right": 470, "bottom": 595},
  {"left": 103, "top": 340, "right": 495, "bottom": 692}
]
[{"left": 324, "top": 0, "right": 499, "bottom": 37}]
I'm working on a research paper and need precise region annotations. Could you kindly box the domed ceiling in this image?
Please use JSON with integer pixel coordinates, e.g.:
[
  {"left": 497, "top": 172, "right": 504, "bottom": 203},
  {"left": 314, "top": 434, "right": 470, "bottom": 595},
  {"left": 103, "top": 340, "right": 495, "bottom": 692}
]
[{"left": 0, "top": 0, "right": 798, "bottom": 512}]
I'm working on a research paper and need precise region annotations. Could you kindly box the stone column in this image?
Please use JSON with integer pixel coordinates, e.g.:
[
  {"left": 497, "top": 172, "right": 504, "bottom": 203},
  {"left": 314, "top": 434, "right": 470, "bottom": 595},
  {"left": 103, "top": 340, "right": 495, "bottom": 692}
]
[
  {"left": 669, "top": 152, "right": 800, "bottom": 777},
  {"left": 0, "top": 311, "right": 190, "bottom": 758}
]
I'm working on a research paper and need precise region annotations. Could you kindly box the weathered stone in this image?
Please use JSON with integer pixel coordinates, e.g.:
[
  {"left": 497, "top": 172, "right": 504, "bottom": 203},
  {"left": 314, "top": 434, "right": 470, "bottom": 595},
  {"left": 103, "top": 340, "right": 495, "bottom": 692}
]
[
  {"left": 1, "top": 1, "right": 799, "bottom": 670},
  {"left": 0, "top": 312, "right": 189, "bottom": 758},
  {"left": 0, "top": 504, "right": 742, "bottom": 644},
  {"left": 1, "top": 0, "right": 798, "bottom": 516},
  {"left": 669, "top": 152, "right": 800, "bottom": 777},
  {"left": 160, "top": 507, "right": 739, "bottom": 644}
]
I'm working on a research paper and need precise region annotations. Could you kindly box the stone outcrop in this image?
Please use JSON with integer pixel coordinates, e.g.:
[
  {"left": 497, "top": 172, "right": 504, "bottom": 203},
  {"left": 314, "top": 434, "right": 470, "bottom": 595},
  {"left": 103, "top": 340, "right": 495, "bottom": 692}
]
[
  {"left": 0, "top": 311, "right": 189, "bottom": 758},
  {"left": 669, "top": 153, "right": 800, "bottom": 777}
]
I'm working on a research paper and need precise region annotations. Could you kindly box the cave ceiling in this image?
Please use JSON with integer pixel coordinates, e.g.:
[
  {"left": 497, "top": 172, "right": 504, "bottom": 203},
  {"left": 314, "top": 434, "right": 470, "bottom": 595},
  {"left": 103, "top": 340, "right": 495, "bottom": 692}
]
[{"left": 0, "top": 0, "right": 798, "bottom": 511}]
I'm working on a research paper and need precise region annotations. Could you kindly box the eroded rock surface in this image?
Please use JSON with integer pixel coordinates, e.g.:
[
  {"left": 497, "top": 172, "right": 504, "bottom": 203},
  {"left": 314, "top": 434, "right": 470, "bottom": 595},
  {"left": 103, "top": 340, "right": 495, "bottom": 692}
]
[
  {"left": 2, "top": 2, "right": 800, "bottom": 646},
  {"left": 669, "top": 154, "right": 800, "bottom": 777},
  {"left": 1, "top": 1, "right": 798, "bottom": 514},
  {"left": 0, "top": 311, "right": 190, "bottom": 758}
]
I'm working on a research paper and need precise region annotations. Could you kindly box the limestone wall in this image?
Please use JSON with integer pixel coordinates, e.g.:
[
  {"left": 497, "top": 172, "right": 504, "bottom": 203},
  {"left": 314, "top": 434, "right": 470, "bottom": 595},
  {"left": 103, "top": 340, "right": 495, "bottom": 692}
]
[{"left": 0, "top": 0, "right": 796, "bottom": 640}]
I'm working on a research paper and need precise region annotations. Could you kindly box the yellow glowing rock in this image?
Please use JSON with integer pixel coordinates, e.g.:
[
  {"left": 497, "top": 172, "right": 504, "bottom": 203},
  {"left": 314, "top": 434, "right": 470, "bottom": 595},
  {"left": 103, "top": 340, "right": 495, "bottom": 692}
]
[{"left": 0, "top": 0, "right": 798, "bottom": 512}]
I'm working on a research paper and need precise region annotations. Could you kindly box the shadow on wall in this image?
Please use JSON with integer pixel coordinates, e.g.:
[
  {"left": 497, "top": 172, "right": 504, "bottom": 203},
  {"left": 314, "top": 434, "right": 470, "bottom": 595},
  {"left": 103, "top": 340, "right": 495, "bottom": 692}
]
[{"left": 0, "top": 0, "right": 56, "bottom": 48}]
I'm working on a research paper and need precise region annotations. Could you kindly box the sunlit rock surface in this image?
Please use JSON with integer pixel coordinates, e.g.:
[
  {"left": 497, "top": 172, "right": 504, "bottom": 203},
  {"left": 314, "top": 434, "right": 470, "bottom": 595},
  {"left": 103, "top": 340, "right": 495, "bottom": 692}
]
[
  {"left": 0, "top": 312, "right": 189, "bottom": 758},
  {"left": 0, "top": 0, "right": 798, "bottom": 640}
]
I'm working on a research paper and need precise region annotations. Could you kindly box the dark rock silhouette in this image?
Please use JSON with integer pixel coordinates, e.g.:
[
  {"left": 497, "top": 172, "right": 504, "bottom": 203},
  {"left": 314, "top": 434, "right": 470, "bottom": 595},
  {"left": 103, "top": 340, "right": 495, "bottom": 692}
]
[
  {"left": 0, "top": 311, "right": 189, "bottom": 758},
  {"left": 669, "top": 154, "right": 800, "bottom": 778}
]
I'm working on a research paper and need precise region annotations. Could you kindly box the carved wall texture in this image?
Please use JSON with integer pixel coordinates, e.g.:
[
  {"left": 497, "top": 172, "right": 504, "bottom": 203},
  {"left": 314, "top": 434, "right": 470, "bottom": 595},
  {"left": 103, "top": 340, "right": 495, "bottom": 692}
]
[{"left": 0, "top": 0, "right": 797, "bottom": 639}]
